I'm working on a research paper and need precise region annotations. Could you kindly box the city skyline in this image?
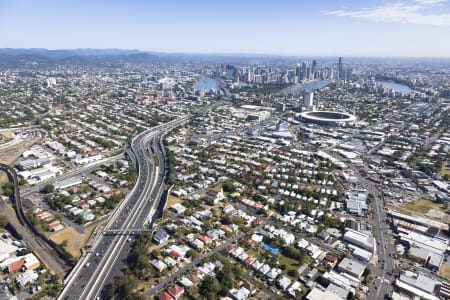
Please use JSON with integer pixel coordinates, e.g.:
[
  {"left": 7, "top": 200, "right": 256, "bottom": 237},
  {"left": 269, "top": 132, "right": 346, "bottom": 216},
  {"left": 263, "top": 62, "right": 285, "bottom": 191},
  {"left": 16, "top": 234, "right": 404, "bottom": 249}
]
[{"left": 1, "top": 0, "right": 450, "bottom": 57}]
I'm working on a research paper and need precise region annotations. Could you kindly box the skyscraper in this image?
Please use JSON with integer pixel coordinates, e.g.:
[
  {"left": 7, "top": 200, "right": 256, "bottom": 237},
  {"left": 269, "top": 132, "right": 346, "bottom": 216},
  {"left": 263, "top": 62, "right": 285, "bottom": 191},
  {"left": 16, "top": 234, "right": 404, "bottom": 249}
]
[
  {"left": 338, "top": 57, "right": 344, "bottom": 80},
  {"left": 312, "top": 60, "right": 317, "bottom": 80},
  {"left": 301, "top": 61, "right": 308, "bottom": 80}
]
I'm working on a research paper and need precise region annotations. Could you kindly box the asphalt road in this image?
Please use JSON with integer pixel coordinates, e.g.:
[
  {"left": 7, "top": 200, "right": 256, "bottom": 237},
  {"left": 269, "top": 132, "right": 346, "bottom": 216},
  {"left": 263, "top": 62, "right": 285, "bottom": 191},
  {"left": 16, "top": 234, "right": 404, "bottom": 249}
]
[
  {"left": 357, "top": 172, "right": 395, "bottom": 300},
  {"left": 58, "top": 116, "right": 193, "bottom": 300},
  {"left": 20, "top": 153, "right": 124, "bottom": 197}
]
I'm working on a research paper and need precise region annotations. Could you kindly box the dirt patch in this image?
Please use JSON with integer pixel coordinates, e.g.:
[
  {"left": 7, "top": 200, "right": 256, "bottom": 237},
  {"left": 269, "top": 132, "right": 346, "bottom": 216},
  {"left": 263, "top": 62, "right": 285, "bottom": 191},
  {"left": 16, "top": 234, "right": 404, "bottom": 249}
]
[
  {"left": 439, "top": 168, "right": 450, "bottom": 177},
  {"left": 426, "top": 209, "right": 447, "bottom": 220},
  {"left": 387, "top": 205, "right": 412, "bottom": 216},
  {"left": 439, "top": 264, "right": 450, "bottom": 280},
  {"left": 49, "top": 225, "right": 96, "bottom": 258},
  {"left": 0, "top": 171, "right": 8, "bottom": 194},
  {"left": 0, "top": 129, "right": 16, "bottom": 140},
  {"left": 404, "top": 199, "right": 441, "bottom": 214}
]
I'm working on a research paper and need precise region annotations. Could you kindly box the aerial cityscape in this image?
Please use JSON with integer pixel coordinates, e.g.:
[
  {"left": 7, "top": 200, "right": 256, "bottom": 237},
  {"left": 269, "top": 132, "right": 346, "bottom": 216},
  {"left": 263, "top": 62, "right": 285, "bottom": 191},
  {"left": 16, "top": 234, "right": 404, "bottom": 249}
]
[{"left": 0, "top": 1, "right": 449, "bottom": 300}]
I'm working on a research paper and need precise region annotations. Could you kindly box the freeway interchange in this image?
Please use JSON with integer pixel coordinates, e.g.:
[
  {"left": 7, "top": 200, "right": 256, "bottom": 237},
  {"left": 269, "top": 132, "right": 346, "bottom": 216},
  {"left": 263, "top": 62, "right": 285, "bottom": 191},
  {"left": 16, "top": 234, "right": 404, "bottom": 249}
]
[{"left": 58, "top": 115, "right": 192, "bottom": 300}]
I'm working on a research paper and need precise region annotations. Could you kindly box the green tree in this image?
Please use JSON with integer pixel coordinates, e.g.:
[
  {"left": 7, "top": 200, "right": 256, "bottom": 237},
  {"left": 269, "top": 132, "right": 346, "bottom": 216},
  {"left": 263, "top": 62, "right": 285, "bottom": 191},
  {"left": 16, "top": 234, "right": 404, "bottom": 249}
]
[
  {"left": 199, "top": 275, "right": 221, "bottom": 299},
  {"left": 42, "top": 184, "right": 55, "bottom": 194},
  {"left": 2, "top": 181, "right": 14, "bottom": 196},
  {"left": 186, "top": 249, "right": 198, "bottom": 259},
  {"left": 288, "top": 269, "right": 299, "bottom": 278},
  {"left": 222, "top": 181, "right": 236, "bottom": 193}
]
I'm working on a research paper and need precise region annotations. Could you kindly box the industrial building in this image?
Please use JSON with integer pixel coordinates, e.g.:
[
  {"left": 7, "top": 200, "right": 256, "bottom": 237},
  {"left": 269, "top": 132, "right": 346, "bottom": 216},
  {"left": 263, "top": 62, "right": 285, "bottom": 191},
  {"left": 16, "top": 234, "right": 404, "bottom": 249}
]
[
  {"left": 337, "top": 257, "right": 366, "bottom": 279},
  {"left": 395, "top": 271, "right": 438, "bottom": 300},
  {"left": 16, "top": 157, "right": 51, "bottom": 171},
  {"left": 343, "top": 228, "right": 375, "bottom": 252}
]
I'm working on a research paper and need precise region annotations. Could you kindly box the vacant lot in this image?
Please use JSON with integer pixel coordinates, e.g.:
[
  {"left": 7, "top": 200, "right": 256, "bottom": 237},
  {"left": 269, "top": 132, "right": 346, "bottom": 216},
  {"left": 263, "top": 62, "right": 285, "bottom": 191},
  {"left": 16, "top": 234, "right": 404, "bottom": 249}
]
[
  {"left": 49, "top": 225, "right": 96, "bottom": 258},
  {"left": 0, "top": 128, "right": 16, "bottom": 140},
  {"left": 439, "top": 264, "right": 450, "bottom": 280},
  {"left": 0, "top": 171, "right": 8, "bottom": 194},
  {"left": 439, "top": 168, "right": 450, "bottom": 177},
  {"left": 404, "top": 199, "right": 444, "bottom": 215},
  {"left": 166, "top": 195, "right": 183, "bottom": 209},
  {"left": 387, "top": 205, "right": 412, "bottom": 216}
]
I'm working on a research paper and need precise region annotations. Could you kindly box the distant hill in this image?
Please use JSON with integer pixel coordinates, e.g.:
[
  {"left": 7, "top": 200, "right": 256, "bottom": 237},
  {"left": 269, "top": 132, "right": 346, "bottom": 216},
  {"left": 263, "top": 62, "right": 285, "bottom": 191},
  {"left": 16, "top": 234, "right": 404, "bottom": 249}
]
[
  {"left": 2, "top": 48, "right": 448, "bottom": 68},
  {"left": 0, "top": 48, "right": 164, "bottom": 67},
  {"left": 0, "top": 48, "right": 304, "bottom": 67}
]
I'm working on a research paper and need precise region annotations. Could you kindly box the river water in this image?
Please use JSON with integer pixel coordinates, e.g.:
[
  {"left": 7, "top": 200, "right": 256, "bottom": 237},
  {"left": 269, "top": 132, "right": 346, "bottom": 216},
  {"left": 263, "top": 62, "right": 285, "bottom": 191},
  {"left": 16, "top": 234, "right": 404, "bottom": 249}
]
[
  {"left": 194, "top": 77, "right": 219, "bottom": 91},
  {"left": 376, "top": 80, "right": 412, "bottom": 94}
]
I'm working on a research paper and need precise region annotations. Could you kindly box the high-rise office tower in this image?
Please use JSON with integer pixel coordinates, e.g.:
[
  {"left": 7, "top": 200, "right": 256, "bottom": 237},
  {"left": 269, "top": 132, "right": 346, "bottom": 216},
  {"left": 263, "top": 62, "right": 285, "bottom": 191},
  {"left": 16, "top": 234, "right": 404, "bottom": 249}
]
[
  {"left": 338, "top": 57, "right": 344, "bottom": 80},
  {"left": 301, "top": 61, "right": 308, "bottom": 80},
  {"left": 312, "top": 60, "right": 317, "bottom": 79}
]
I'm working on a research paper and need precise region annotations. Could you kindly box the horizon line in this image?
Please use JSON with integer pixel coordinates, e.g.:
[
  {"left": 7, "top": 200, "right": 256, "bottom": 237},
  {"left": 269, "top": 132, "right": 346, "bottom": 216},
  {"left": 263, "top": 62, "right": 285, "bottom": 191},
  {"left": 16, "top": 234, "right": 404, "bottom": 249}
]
[{"left": 1, "top": 47, "right": 450, "bottom": 59}]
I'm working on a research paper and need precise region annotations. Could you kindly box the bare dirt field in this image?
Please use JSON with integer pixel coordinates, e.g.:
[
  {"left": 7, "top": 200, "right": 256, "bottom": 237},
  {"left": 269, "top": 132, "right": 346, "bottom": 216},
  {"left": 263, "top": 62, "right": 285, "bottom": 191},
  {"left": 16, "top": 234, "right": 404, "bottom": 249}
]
[
  {"left": 0, "top": 128, "right": 16, "bottom": 140},
  {"left": 390, "top": 199, "right": 448, "bottom": 221},
  {"left": 439, "top": 264, "right": 450, "bottom": 280},
  {"left": 49, "top": 225, "right": 96, "bottom": 258}
]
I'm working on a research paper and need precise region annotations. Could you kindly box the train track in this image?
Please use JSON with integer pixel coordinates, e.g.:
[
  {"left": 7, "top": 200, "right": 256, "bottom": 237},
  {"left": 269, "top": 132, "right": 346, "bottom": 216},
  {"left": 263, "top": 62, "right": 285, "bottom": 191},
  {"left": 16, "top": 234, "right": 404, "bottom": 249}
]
[{"left": 0, "top": 163, "right": 71, "bottom": 276}]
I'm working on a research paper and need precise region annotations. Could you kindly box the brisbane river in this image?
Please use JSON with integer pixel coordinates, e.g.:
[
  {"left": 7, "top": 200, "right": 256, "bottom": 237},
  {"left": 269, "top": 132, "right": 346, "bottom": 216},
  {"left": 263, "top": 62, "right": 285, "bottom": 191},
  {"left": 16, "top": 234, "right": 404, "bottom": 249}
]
[
  {"left": 194, "top": 78, "right": 415, "bottom": 95},
  {"left": 194, "top": 77, "right": 219, "bottom": 91},
  {"left": 376, "top": 80, "right": 412, "bottom": 94}
]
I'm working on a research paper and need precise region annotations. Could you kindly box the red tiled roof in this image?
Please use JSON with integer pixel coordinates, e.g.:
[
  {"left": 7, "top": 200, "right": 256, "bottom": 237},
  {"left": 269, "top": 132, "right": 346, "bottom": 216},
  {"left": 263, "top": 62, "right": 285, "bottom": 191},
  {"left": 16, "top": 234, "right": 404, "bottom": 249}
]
[
  {"left": 159, "top": 291, "right": 174, "bottom": 300},
  {"left": 168, "top": 284, "right": 184, "bottom": 297},
  {"left": 226, "top": 245, "right": 235, "bottom": 253},
  {"left": 168, "top": 250, "right": 181, "bottom": 259},
  {"left": 198, "top": 235, "right": 212, "bottom": 243}
]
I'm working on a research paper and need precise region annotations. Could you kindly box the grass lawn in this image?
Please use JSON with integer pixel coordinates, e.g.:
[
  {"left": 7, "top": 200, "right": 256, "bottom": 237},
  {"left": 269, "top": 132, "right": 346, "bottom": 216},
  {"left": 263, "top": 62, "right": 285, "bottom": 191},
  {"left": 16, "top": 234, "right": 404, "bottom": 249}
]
[
  {"left": 49, "top": 225, "right": 96, "bottom": 258},
  {"left": 278, "top": 254, "right": 301, "bottom": 274},
  {"left": 166, "top": 195, "right": 183, "bottom": 209},
  {"left": 439, "top": 168, "right": 450, "bottom": 177},
  {"left": 439, "top": 264, "right": 450, "bottom": 280},
  {"left": 387, "top": 205, "right": 412, "bottom": 216},
  {"left": 404, "top": 199, "right": 444, "bottom": 214}
]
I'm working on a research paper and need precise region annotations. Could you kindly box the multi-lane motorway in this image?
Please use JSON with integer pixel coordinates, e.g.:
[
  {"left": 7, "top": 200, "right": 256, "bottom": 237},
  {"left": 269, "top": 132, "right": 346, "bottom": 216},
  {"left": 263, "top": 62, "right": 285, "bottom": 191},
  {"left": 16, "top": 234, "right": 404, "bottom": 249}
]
[{"left": 58, "top": 115, "right": 192, "bottom": 300}]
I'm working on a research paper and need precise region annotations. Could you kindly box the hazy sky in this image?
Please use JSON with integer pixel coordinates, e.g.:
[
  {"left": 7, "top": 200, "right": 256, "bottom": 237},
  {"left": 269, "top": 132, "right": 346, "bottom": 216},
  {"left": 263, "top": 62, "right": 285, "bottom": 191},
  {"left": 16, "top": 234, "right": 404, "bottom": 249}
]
[{"left": 1, "top": 0, "right": 449, "bottom": 57}]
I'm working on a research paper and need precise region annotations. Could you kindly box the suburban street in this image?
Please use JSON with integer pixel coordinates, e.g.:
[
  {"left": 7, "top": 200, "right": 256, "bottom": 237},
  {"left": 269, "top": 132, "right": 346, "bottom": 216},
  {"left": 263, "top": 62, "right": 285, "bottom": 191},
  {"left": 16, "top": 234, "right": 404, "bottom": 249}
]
[{"left": 57, "top": 115, "right": 192, "bottom": 300}]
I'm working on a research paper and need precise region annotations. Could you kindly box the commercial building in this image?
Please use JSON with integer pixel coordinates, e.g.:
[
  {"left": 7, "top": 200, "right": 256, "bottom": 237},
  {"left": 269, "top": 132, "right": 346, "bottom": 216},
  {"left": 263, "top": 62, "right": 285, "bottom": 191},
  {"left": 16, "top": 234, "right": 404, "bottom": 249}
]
[
  {"left": 343, "top": 228, "right": 374, "bottom": 252},
  {"left": 16, "top": 157, "right": 51, "bottom": 170},
  {"left": 54, "top": 177, "right": 82, "bottom": 190},
  {"left": 307, "top": 285, "right": 348, "bottom": 300},
  {"left": 337, "top": 257, "right": 366, "bottom": 279},
  {"left": 395, "top": 271, "right": 438, "bottom": 300}
]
